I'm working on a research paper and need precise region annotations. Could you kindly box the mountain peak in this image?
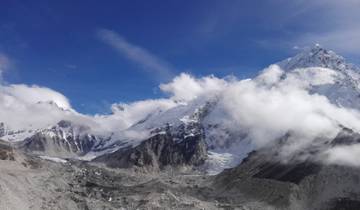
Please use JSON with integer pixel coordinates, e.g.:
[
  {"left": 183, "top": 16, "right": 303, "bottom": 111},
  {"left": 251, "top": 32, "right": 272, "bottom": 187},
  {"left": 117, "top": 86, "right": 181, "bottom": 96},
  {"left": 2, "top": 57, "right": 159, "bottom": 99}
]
[{"left": 277, "top": 45, "right": 352, "bottom": 72}]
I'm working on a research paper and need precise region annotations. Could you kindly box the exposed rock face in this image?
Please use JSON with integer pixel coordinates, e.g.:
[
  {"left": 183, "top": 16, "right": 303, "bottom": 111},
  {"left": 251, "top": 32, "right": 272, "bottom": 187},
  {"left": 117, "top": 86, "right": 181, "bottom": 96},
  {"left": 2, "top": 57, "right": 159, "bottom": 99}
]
[
  {"left": 95, "top": 101, "right": 212, "bottom": 171},
  {"left": 21, "top": 132, "right": 99, "bottom": 158},
  {"left": 95, "top": 132, "right": 207, "bottom": 171},
  {"left": 0, "top": 140, "right": 15, "bottom": 161},
  {"left": 0, "top": 122, "right": 5, "bottom": 137},
  {"left": 331, "top": 127, "right": 360, "bottom": 146}
]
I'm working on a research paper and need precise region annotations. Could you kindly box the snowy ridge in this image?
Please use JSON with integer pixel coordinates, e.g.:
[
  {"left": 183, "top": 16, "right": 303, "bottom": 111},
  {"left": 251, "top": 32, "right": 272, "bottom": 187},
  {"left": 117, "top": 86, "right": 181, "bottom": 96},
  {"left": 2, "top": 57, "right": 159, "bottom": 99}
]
[{"left": 0, "top": 122, "right": 38, "bottom": 142}]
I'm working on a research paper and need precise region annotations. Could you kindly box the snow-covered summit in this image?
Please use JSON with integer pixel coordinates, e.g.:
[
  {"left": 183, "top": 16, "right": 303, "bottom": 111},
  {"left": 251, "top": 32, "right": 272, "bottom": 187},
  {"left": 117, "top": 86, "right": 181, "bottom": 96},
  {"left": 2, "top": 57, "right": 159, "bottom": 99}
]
[
  {"left": 278, "top": 45, "right": 360, "bottom": 110},
  {"left": 278, "top": 45, "right": 358, "bottom": 73}
]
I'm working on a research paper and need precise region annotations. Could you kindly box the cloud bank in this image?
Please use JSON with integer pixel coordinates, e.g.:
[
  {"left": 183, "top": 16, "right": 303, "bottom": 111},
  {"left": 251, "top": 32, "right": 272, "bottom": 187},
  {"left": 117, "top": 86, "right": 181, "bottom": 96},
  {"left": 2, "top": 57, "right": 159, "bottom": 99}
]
[
  {"left": 217, "top": 66, "right": 360, "bottom": 162},
  {"left": 157, "top": 65, "right": 360, "bottom": 167}
]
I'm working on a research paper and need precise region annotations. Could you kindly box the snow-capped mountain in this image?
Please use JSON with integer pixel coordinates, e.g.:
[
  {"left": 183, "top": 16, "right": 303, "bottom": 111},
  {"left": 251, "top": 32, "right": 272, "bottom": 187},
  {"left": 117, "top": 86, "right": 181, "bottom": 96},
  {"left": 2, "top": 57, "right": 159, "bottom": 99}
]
[
  {"left": 0, "top": 122, "right": 38, "bottom": 142},
  {"left": 20, "top": 120, "right": 110, "bottom": 158},
  {"left": 2, "top": 45, "right": 360, "bottom": 174}
]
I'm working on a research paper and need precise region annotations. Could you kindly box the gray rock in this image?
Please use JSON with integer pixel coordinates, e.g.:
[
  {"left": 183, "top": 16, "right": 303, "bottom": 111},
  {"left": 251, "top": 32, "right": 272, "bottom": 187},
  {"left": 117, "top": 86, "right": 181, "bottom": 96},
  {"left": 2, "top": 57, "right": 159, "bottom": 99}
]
[{"left": 95, "top": 132, "right": 207, "bottom": 171}]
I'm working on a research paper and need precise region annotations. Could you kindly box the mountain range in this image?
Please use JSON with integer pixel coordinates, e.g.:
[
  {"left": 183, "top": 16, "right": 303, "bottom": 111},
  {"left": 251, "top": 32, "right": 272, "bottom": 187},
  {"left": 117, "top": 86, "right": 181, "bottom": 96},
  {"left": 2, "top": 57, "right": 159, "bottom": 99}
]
[{"left": 1, "top": 45, "right": 360, "bottom": 209}]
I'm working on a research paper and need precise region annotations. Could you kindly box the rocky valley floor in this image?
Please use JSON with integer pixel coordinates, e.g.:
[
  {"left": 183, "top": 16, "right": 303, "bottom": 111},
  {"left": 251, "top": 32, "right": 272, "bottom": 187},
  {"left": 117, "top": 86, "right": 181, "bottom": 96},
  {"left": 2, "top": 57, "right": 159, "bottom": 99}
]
[
  {"left": 0, "top": 148, "right": 229, "bottom": 210},
  {"left": 2, "top": 145, "right": 360, "bottom": 210}
]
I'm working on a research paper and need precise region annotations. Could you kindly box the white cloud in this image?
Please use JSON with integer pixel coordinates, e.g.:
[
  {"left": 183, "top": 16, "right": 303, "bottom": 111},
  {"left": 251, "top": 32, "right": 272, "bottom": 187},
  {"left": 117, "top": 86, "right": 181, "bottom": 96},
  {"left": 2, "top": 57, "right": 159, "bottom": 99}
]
[
  {"left": 95, "top": 99, "right": 177, "bottom": 132},
  {"left": 0, "top": 84, "right": 81, "bottom": 130},
  {"left": 322, "top": 144, "right": 360, "bottom": 167},
  {"left": 256, "top": 65, "right": 284, "bottom": 85},
  {"left": 98, "top": 29, "right": 174, "bottom": 81},
  {"left": 3, "top": 84, "right": 71, "bottom": 110},
  {"left": 158, "top": 66, "right": 360, "bottom": 163},
  {"left": 207, "top": 65, "right": 360, "bottom": 164},
  {"left": 159, "top": 73, "right": 228, "bottom": 101}
]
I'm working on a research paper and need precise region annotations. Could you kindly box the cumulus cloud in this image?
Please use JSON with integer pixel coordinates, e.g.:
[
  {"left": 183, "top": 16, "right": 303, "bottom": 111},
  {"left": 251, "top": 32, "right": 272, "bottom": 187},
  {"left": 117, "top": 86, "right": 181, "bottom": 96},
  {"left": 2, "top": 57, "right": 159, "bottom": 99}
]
[
  {"left": 3, "top": 84, "right": 72, "bottom": 110},
  {"left": 0, "top": 83, "right": 177, "bottom": 138},
  {"left": 157, "top": 65, "right": 360, "bottom": 166},
  {"left": 0, "top": 83, "right": 86, "bottom": 130},
  {"left": 219, "top": 66, "right": 360, "bottom": 150},
  {"left": 322, "top": 144, "right": 360, "bottom": 167},
  {"left": 159, "top": 73, "right": 228, "bottom": 101},
  {"left": 98, "top": 29, "right": 174, "bottom": 81},
  {"left": 175, "top": 65, "right": 360, "bottom": 166}
]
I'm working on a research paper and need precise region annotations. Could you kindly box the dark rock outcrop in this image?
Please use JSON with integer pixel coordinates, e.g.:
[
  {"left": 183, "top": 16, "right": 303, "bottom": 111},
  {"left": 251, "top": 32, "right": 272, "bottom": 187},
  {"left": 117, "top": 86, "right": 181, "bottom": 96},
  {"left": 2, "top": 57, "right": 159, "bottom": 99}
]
[
  {"left": 95, "top": 132, "right": 207, "bottom": 171},
  {"left": 331, "top": 127, "right": 360, "bottom": 146},
  {"left": 95, "top": 102, "right": 213, "bottom": 171},
  {"left": 213, "top": 145, "right": 360, "bottom": 210},
  {"left": 0, "top": 122, "right": 5, "bottom": 137},
  {"left": 0, "top": 140, "right": 15, "bottom": 161}
]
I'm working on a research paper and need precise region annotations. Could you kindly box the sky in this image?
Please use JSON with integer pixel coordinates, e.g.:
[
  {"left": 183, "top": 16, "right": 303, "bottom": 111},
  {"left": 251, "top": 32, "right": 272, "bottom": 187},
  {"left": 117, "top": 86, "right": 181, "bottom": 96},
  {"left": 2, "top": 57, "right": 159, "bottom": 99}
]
[{"left": 1, "top": 0, "right": 360, "bottom": 114}]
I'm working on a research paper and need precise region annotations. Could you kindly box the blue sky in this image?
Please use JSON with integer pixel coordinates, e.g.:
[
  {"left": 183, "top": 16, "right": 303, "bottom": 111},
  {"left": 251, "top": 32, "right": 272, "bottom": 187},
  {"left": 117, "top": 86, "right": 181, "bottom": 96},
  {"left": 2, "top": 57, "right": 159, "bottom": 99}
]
[{"left": 1, "top": 0, "right": 359, "bottom": 114}]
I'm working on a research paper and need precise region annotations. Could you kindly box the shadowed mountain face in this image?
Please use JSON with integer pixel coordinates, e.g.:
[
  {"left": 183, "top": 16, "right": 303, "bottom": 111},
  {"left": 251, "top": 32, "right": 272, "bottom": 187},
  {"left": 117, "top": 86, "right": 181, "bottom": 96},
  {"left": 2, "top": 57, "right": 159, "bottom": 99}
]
[
  {"left": 252, "top": 161, "right": 321, "bottom": 184},
  {"left": 212, "top": 128, "right": 360, "bottom": 210},
  {"left": 213, "top": 151, "right": 360, "bottom": 210},
  {"left": 95, "top": 132, "right": 207, "bottom": 171}
]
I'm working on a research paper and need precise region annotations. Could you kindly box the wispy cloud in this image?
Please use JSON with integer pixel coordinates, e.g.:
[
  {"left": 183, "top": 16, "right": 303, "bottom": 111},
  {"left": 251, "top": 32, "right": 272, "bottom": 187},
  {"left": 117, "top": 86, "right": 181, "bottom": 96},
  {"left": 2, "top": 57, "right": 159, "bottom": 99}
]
[
  {"left": 294, "top": 29, "right": 360, "bottom": 54},
  {"left": 290, "top": 1, "right": 360, "bottom": 55},
  {"left": 65, "top": 64, "right": 77, "bottom": 70},
  {"left": 0, "top": 53, "right": 11, "bottom": 82},
  {"left": 254, "top": 0, "right": 360, "bottom": 56},
  {"left": 98, "top": 29, "right": 175, "bottom": 81}
]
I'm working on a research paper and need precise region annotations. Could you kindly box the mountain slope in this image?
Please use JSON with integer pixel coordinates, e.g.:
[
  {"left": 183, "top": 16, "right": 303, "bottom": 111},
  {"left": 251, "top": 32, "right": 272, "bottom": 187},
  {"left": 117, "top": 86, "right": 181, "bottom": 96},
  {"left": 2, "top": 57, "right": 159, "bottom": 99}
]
[
  {"left": 213, "top": 130, "right": 360, "bottom": 210},
  {"left": 20, "top": 120, "right": 109, "bottom": 158}
]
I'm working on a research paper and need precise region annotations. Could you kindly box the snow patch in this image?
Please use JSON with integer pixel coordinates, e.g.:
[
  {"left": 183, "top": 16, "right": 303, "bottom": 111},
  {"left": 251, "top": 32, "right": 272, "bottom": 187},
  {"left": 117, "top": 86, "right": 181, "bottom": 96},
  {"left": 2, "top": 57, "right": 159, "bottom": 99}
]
[{"left": 39, "top": 156, "right": 67, "bottom": 163}]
